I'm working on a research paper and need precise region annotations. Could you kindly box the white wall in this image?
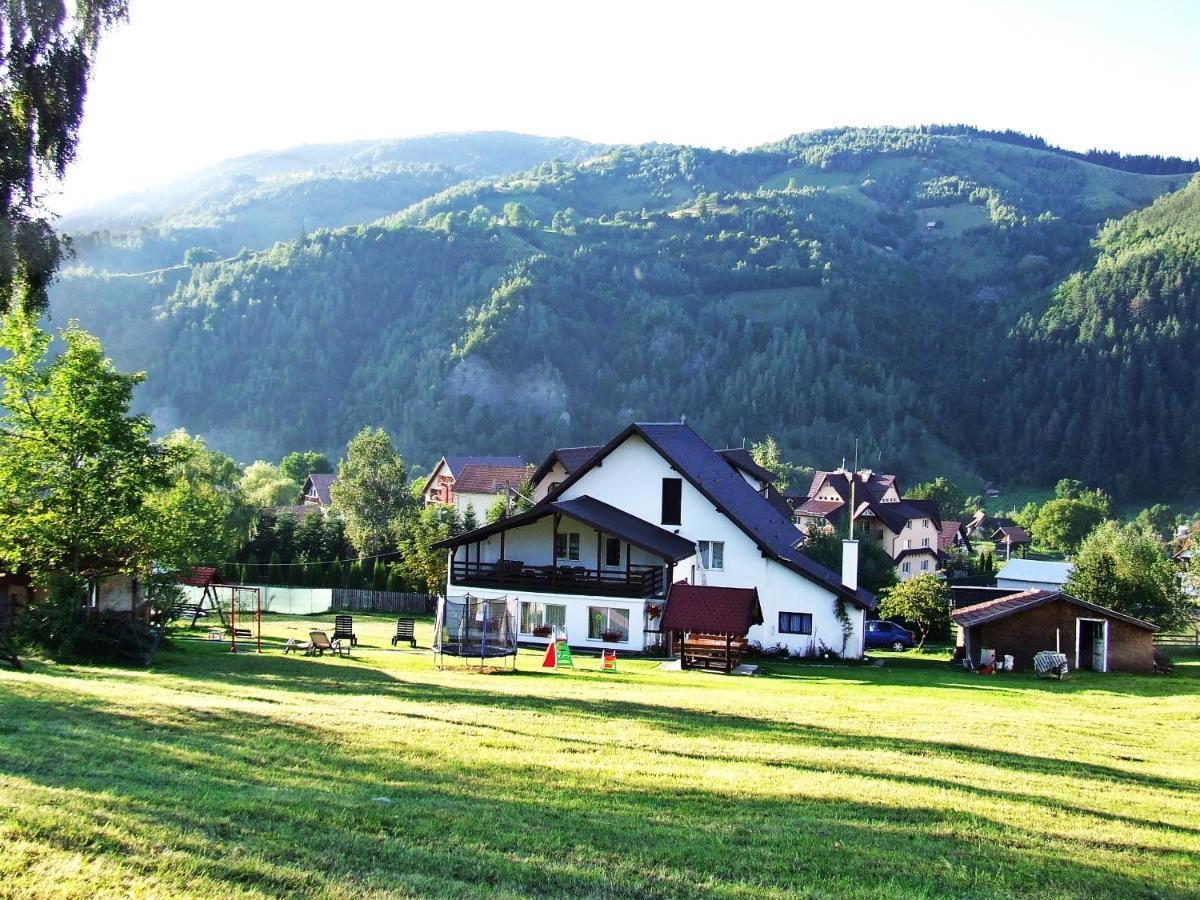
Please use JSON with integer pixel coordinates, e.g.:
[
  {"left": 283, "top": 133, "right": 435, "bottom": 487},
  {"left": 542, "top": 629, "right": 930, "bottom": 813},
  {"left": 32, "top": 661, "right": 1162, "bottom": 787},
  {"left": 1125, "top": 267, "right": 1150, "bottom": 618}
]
[
  {"left": 181, "top": 584, "right": 332, "bottom": 616},
  {"left": 446, "top": 587, "right": 650, "bottom": 652},
  {"left": 559, "top": 434, "right": 866, "bottom": 658}
]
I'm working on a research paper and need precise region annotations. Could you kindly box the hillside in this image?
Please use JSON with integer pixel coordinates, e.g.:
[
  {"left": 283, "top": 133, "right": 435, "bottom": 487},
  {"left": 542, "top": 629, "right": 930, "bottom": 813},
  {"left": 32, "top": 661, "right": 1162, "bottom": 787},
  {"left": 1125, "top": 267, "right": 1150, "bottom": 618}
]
[{"left": 48, "top": 127, "right": 1199, "bottom": 496}]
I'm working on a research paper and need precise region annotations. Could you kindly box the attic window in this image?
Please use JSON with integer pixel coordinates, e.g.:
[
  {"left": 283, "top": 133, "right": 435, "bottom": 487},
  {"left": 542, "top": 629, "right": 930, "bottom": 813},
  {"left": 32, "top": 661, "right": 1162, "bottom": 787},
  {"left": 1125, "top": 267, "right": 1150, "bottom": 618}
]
[{"left": 661, "top": 478, "right": 682, "bottom": 525}]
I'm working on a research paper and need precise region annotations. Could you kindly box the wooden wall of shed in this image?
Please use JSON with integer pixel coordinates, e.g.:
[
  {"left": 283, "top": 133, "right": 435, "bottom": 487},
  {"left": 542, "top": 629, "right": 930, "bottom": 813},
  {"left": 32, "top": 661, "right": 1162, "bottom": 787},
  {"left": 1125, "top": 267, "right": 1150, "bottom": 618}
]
[{"left": 966, "top": 597, "right": 1154, "bottom": 673}]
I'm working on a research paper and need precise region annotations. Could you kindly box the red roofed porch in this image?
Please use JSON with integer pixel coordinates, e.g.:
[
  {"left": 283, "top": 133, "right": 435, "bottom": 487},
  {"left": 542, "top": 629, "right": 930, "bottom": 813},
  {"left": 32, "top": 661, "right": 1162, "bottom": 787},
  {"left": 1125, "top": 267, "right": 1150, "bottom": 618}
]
[{"left": 661, "top": 581, "right": 763, "bottom": 673}]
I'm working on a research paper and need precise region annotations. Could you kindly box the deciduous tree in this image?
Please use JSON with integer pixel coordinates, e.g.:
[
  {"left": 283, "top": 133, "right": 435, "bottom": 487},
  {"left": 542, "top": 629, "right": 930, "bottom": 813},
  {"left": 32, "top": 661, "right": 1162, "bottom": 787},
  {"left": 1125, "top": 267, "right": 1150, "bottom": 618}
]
[
  {"left": 877, "top": 574, "right": 950, "bottom": 649},
  {"left": 331, "top": 427, "right": 411, "bottom": 556}
]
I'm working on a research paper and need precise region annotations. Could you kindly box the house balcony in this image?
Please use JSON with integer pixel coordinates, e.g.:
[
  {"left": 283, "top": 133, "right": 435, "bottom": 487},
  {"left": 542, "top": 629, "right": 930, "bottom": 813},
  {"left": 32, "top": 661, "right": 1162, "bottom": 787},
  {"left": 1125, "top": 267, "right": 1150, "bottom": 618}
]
[{"left": 451, "top": 559, "right": 666, "bottom": 599}]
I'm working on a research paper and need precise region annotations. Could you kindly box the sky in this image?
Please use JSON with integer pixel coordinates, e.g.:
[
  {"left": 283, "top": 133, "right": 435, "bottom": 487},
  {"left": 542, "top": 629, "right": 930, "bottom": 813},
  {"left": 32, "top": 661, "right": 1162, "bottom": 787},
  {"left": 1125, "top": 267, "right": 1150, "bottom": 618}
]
[{"left": 53, "top": 0, "right": 1200, "bottom": 213}]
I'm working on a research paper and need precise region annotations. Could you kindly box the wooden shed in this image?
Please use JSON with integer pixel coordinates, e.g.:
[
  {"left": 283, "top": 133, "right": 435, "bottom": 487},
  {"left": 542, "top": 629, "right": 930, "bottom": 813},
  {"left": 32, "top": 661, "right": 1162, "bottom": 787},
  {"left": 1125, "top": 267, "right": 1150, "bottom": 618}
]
[{"left": 953, "top": 589, "right": 1157, "bottom": 674}]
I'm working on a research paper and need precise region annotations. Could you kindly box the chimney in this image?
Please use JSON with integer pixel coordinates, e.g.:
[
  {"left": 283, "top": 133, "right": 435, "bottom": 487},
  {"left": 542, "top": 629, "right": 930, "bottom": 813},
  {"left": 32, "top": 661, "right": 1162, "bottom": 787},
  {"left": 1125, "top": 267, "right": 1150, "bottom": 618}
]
[{"left": 841, "top": 539, "right": 859, "bottom": 592}]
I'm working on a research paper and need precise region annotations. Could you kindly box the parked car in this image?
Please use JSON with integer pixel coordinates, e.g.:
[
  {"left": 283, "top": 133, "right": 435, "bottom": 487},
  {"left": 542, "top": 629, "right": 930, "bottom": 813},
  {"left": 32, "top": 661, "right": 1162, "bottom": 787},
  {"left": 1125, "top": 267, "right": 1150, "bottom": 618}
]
[{"left": 865, "top": 620, "right": 915, "bottom": 651}]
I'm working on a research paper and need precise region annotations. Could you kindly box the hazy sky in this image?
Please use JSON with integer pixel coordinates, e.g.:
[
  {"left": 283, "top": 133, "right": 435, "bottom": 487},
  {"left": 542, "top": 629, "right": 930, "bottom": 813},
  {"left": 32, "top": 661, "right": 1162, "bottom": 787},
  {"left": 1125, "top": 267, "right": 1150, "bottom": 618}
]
[{"left": 53, "top": 0, "right": 1200, "bottom": 212}]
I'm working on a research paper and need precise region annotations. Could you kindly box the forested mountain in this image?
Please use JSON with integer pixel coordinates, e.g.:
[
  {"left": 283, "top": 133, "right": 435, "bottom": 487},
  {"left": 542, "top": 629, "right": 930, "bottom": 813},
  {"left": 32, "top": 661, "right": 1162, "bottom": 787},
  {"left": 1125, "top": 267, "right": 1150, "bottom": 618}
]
[{"left": 48, "top": 127, "right": 1200, "bottom": 498}]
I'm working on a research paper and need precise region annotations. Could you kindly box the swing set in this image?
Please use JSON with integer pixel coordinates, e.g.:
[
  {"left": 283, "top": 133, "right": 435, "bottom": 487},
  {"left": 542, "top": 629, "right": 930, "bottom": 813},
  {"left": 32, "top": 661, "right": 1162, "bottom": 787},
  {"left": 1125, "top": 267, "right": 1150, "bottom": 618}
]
[{"left": 190, "top": 581, "right": 262, "bottom": 654}]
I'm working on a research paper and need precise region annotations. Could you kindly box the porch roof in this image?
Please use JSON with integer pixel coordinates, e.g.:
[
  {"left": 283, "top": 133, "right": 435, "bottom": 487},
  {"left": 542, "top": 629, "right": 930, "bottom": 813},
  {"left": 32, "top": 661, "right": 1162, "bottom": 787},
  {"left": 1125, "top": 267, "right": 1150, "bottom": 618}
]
[
  {"left": 433, "top": 494, "right": 696, "bottom": 562},
  {"left": 661, "top": 581, "right": 763, "bottom": 636}
]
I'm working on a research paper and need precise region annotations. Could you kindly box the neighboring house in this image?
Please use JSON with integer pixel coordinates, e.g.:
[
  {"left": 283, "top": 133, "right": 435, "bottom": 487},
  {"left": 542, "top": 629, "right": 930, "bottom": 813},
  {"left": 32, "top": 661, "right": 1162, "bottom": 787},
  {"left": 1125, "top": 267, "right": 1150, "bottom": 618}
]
[
  {"left": 530, "top": 446, "right": 602, "bottom": 502},
  {"left": 995, "top": 558, "right": 1073, "bottom": 593},
  {"left": 434, "top": 422, "right": 876, "bottom": 658},
  {"left": 791, "top": 469, "right": 942, "bottom": 580},
  {"left": 953, "top": 588, "right": 1157, "bottom": 673},
  {"left": 300, "top": 473, "right": 337, "bottom": 510},
  {"left": 991, "top": 524, "right": 1031, "bottom": 560},
  {"left": 939, "top": 520, "right": 972, "bottom": 555},
  {"left": 422, "top": 456, "right": 530, "bottom": 518}
]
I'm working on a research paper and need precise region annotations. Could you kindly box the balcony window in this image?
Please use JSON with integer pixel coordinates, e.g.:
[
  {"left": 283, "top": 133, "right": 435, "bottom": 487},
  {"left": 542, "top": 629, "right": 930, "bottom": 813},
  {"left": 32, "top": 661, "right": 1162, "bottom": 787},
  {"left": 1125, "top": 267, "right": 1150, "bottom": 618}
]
[
  {"left": 698, "top": 540, "right": 724, "bottom": 570},
  {"left": 588, "top": 606, "right": 629, "bottom": 641},
  {"left": 604, "top": 537, "right": 621, "bottom": 567},
  {"left": 520, "top": 601, "right": 566, "bottom": 634},
  {"left": 555, "top": 532, "right": 580, "bottom": 561}
]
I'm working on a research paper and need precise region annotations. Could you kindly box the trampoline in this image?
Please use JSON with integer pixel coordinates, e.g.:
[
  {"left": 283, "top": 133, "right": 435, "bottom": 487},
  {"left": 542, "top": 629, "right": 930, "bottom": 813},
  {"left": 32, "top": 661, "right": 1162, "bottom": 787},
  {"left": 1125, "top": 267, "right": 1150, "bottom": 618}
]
[{"left": 434, "top": 594, "right": 518, "bottom": 670}]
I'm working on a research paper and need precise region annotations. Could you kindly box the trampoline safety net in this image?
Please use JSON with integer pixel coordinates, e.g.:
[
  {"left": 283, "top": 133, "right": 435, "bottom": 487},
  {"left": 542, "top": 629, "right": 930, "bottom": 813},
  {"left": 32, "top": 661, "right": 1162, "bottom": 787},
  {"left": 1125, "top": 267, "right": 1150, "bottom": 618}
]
[{"left": 435, "top": 594, "right": 518, "bottom": 668}]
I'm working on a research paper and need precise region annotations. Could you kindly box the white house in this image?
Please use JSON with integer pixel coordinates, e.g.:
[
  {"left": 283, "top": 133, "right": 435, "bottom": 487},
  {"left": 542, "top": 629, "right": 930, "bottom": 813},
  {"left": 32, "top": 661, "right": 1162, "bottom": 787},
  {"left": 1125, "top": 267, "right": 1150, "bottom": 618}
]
[
  {"left": 995, "top": 558, "right": 1073, "bottom": 593},
  {"left": 422, "top": 455, "right": 529, "bottom": 519},
  {"left": 434, "top": 423, "right": 877, "bottom": 659}
]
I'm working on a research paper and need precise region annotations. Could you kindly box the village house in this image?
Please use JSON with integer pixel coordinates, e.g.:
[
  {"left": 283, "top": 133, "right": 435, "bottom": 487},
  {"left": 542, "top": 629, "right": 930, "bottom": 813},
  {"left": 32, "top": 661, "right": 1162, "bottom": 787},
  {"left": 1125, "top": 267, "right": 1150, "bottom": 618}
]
[
  {"left": 991, "top": 523, "right": 1032, "bottom": 560},
  {"left": 422, "top": 455, "right": 530, "bottom": 519},
  {"left": 995, "top": 558, "right": 1073, "bottom": 593},
  {"left": 790, "top": 469, "right": 942, "bottom": 580},
  {"left": 300, "top": 473, "right": 337, "bottom": 510},
  {"left": 434, "top": 423, "right": 876, "bottom": 660}
]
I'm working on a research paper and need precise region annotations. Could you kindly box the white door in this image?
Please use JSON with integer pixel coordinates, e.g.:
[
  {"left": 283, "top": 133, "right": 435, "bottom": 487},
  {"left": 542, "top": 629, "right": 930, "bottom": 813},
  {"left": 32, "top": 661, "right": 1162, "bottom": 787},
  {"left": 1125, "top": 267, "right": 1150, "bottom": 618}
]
[{"left": 1092, "top": 621, "right": 1107, "bottom": 672}]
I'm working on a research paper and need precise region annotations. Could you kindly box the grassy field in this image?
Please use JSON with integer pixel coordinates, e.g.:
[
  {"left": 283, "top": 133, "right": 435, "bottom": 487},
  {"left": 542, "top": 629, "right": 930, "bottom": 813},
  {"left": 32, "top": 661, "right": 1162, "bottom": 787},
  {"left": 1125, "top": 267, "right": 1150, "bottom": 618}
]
[{"left": 1, "top": 613, "right": 1198, "bottom": 899}]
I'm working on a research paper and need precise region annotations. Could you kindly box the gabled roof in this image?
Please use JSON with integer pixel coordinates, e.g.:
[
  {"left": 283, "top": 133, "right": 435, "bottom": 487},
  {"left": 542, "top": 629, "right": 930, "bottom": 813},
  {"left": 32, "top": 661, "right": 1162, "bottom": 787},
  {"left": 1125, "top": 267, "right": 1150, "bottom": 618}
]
[
  {"left": 179, "top": 566, "right": 221, "bottom": 587},
  {"left": 894, "top": 547, "right": 939, "bottom": 562},
  {"left": 795, "top": 498, "right": 845, "bottom": 519},
  {"left": 547, "top": 422, "right": 876, "bottom": 610},
  {"left": 952, "top": 588, "right": 1157, "bottom": 631},
  {"left": 939, "top": 519, "right": 967, "bottom": 551},
  {"left": 453, "top": 464, "right": 530, "bottom": 495},
  {"left": 995, "top": 558, "right": 1072, "bottom": 584},
  {"left": 302, "top": 473, "right": 337, "bottom": 506},
  {"left": 717, "top": 448, "right": 777, "bottom": 485},
  {"left": 529, "top": 445, "right": 602, "bottom": 487},
  {"left": 991, "top": 525, "right": 1032, "bottom": 545},
  {"left": 661, "top": 582, "right": 763, "bottom": 636},
  {"left": 422, "top": 455, "right": 528, "bottom": 495},
  {"left": 432, "top": 494, "right": 695, "bottom": 562}
]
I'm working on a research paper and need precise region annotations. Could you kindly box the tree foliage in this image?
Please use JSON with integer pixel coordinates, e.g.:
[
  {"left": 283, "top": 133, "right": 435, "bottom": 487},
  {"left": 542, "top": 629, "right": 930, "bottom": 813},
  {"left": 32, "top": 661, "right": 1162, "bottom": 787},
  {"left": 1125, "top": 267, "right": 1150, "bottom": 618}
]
[
  {"left": 1030, "top": 493, "right": 1108, "bottom": 554},
  {"left": 239, "top": 460, "right": 300, "bottom": 508},
  {"left": 1065, "top": 521, "right": 1191, "bottom": 630},
  {"left": 278, "top": 450, "right": 333, "bottom": 484},
  {"left": 877, "top": 573, "right": 950, "bottom": 648},
  {"left": 0, "top": 313, "right": 173, "bottom": 580},
  {"left": 906, "top": 477, "right": 967, "bottom": 519},
  {"left": 330, "top": 426, "right": 411, "bottom": 556},
  {"left": 0, "top": 0, "right": 127, "bottom": 314}
]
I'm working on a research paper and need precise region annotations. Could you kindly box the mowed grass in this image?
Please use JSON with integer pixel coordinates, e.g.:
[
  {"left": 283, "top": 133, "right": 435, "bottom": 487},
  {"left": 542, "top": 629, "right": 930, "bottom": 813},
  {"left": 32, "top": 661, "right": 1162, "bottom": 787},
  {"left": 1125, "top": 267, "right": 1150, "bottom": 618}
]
[{"left": 1, "top": 614, "right": 1198, "bottom": 898}]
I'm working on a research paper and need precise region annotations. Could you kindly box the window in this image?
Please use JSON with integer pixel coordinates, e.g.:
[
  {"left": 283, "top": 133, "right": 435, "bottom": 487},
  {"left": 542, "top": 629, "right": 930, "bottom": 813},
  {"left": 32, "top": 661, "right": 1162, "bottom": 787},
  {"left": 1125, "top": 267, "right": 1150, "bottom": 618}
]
[
  {"left": 698, "top": 540, "right": 724, "bottom": 570},
  {"left": 661, "top": 477, "right": 682, "bottom": 525},
  {"left": 779, "top": 612, "right": 813, "bottom": 634},
  {"left": 604, "top": 537, "right": 621, "bottom": 567},
  {"left": 588, "top": 606, "right": 629, "bottom": 641},
  {"left": 520, "top": 602, "right": 566, "bottom": 634},
  {"left": 901, "top": 562, "right": 911, "bottom": 574},
  {"left": 923, "top": 518, "right": 930, "bottom": 527},
  {"left": 920, "top": 560, "right": 929, "bottom": 571},
  {"left": 921, "top": 537, "right": 930, "bottom": 548},
  {"left": 904, "top": 539, "right": 911, "bottom": 549},
  {"left": 555, "top": 531, "right": 580, "bottom": 561}
]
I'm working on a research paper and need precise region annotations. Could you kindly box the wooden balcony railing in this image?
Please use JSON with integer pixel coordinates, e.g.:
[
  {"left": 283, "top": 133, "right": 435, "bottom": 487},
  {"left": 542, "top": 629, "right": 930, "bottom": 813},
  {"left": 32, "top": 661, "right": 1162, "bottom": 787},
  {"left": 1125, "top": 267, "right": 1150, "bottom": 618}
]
[{"left": 451, "top": 560, "right": 665, "bottom": 599}]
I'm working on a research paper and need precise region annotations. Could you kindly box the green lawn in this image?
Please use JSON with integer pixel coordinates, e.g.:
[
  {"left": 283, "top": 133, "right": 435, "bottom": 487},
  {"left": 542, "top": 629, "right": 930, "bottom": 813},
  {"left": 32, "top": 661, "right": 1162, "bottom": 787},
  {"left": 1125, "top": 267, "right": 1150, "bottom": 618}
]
[{"left": 2, "top": 613, "right": 1198, "bottom": 898}]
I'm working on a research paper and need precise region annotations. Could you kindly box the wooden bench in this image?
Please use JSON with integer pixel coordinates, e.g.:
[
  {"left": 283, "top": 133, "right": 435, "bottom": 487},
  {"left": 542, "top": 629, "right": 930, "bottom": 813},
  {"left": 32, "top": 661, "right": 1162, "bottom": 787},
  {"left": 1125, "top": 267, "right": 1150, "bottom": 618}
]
[
  {"left": 680, "top": 633, "right": 747, "bottom": 674},
  {"left": 391, "top": 617, "right": 416, "bottom": 648}
]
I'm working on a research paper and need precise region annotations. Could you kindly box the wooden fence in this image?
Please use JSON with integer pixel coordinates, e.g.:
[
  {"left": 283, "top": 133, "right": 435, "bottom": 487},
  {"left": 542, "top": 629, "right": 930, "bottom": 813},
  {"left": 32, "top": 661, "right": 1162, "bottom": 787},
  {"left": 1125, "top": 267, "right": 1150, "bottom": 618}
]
[
  {"left": 1155, "top": 625, "right": 1200, "bottom": 653},
  {"left": 332, "top": 589, "right": 437, "bottom": 614}
]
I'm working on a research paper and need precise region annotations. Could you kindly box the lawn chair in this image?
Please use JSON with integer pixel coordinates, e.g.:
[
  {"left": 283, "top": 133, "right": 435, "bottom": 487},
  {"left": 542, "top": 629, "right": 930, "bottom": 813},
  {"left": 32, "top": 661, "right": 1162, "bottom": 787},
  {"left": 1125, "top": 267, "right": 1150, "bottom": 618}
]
[
  {"left": 1033, "top": 650, "right": 1068, "bottom": 679},
  {"left": 283, "top": 636, "right": 312, "bottom": 655},
  {"left": 308, "top": 630, "right": 349, "bottom": 658},
  {"left": 331, "top": 615, "right": 357, "bottom": 647},
  {"left": 391, "top": 617, "right": 416, "bottom": 648}
]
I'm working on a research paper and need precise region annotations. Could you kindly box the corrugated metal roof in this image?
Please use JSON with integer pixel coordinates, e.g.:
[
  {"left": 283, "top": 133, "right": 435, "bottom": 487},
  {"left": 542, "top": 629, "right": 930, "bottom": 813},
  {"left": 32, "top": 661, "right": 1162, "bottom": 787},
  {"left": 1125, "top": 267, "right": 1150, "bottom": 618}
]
[{"left": 995, "top": 558, "right": 1073, "bottom": 584}]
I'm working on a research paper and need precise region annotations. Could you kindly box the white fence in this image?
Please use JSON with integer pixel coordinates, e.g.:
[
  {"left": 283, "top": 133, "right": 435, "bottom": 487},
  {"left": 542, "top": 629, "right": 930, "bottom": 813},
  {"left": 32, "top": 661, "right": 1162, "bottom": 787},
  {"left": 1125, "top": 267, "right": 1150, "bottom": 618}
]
[{"left": 181, "top": 584, "right": 333, "bottom": 616}]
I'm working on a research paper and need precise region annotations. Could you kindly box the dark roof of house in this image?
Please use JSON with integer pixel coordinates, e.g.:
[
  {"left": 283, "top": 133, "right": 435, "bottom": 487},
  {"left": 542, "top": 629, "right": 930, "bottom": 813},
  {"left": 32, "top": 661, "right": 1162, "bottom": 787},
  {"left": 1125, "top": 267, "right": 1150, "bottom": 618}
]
[
  {"left": 179, "top": 566, "right": 221, "bottom": 587},
  {"left": 991, "top": 525, "right": 1031, "bottom": 544},
  {"left": 529, "top": 445, "right": 602, "bottom": 486},
  {"left": 432, "top": 494, "right": 696, "bottom": 562},
  {"left": 795, "top": 498, "right": 845, "bottom": 518},
  {"left": 453, "top": 463, "right": 530, "bottom": 495},
  {"left": 302, "top": 473, "right": 337, "bottom": 506},
  {"left": 952, "top": 588, "right": 1158, "bottom": 631},
  {"left": 717, "top": 448, "right": 777, "bottom": 485},
  {"left": 894, "top": 547, "right": 939, "bottom": 562},
  {"left": 939, "top": 520, "right": 966, "bottom": 551},
  {"left": 796, "top": 471, "right": 940, "bottom": 535},
  {"left": 548, "top": 422, "right": 876, "bottom": 611},
  {"left": 661, "top": 581, "right": 763, "bottom": 636}
]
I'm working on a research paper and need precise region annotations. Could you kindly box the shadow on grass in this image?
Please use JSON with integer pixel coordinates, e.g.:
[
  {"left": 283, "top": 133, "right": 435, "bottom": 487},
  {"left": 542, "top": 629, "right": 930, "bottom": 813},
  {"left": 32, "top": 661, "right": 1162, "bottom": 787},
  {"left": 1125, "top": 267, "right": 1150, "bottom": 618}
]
[
  {"left": 32, "top": 646, "right": 1197, "bottom": 799},
  {"left": 1, "top": 687, "right": 1195, "bottom": 898}
]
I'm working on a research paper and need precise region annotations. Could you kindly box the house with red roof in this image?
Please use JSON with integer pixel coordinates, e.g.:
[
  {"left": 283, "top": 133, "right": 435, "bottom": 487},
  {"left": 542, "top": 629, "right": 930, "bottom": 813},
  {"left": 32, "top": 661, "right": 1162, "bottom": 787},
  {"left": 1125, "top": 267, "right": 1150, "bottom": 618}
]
[
  {"left": 422, "top": 455, "right": 531, "bottom": 519},
  {"left": 434, "top": 422, "right": 876, "bottom": 659}
]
